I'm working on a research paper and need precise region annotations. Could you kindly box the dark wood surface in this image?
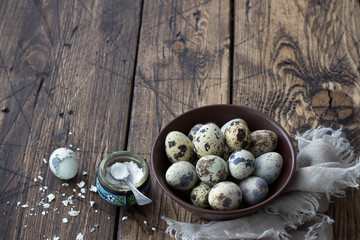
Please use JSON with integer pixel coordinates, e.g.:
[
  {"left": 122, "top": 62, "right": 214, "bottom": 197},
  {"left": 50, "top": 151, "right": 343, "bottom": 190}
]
[{"left": 0, "top": 0, "right": 359, "bottom": 239}]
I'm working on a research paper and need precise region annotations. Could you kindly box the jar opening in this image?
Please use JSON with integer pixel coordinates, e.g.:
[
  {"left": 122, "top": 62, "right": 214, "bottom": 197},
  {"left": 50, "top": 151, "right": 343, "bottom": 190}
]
[{"left": 98, "top": 151, "right": 149, "bottom": 192}]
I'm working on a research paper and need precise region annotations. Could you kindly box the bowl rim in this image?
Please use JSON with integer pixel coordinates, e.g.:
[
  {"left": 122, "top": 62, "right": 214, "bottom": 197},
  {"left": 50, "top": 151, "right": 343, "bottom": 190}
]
[{"left": 151, "top": 104, "right": 296, "bottom": 219}]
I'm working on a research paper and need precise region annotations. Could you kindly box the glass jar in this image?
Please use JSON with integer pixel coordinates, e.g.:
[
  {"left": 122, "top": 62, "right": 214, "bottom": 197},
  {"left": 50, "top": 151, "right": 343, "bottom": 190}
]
[{"left": 96, "top": 151, "right": 150, "bottom": 207}]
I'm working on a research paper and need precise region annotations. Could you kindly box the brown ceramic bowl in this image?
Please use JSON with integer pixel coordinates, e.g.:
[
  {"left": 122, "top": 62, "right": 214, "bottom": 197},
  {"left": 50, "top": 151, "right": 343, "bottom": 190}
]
[{"left": 151, "top": 104, "right": 296, "bottom": 220}]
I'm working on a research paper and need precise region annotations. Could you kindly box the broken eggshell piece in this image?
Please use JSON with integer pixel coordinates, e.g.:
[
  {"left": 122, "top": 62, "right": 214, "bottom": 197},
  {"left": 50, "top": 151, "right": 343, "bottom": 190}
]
[{"left": 49, "top": 148, "right": 79, "bottom": 180}]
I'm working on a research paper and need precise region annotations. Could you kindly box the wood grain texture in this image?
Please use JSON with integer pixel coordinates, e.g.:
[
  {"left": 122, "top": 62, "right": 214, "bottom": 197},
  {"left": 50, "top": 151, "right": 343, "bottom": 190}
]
[
  {"left": 1, "top": 0, "right": 359, "bottom": 239},
  {"left": 0, "top": 0, "right": 141, "bottom": 239},
  {"left": 121, "top": 0, "right": 231, "bottom": 239},
  {"left": 234, "top": 0, "right": 360, "bottom": 239}
]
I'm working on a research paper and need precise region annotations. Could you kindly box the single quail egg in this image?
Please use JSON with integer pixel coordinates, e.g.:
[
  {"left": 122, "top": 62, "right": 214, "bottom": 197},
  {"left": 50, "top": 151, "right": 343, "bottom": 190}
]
[
  {"left": 253, "top": 152, "right": 283, "bottom": 184},
  {"left": 165, "top": 131, "right": 195, "bottom": 163},
  {"left": 208, "top": 181, "right": 242, "bottom": 211},
  {"left": 220, "top": 118, "right": 248, "bottom": 135},
  {"left": 249, "top": 130, "right": 278, "bottom": 157},
  {"left": 228, "top": 150, "right": 255, "bottom": 180},
  {"left": 190, "top": 182, "right": 211, "bottom": 208},
  {"left": 196, "top": 155, "right": 228, "bottom": 186},
  {"left": 239, "top": 176, "right": 268, "bottom": 206},
  {"left": 224, "top": 121, "right": 251, "bottom": 151},
  {"left": 49, "top": 148, "right": 79, "bottom": 180},
  {"left": 193, "top": 123, "right": 225, "bottom": 158},
  {"left": 188, "top": 123, "right": 203, "bottom": 141},
  {"left": 165, "top": 161, "right": 198, "bottom": 191}
]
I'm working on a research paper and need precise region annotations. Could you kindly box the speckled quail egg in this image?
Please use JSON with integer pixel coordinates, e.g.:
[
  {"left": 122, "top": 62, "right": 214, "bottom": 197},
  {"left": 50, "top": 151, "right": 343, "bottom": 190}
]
[
  {"left": 228, "top": 150, "right": 255, "bottom": 180},
  {"left": 188, "top": 123, "right": 203, "bottom": 141},
  {"left": 220, "top": 118, "right": 248, "bottom": 135},
  {"left": 239, "top": 176, "right": 269, "bottom": 206},
  {"left": 165, "top": 131, "right": 195, "bottom": 163},
  {"left": 224, "top": 121, "right": 251, "bottom": 151},
  {"left": 196, "top": 155, "right": 228, "bottom": 186},
  {"left": 253, "top": 152, "right": 283, "bottom": 184},
  {"left": 190, "top": 182, "right": 211, "bottom": 208},
  {"left": 165, "top": 161, "right": 198, "bottom": 191},
  {"left": 249, "top": 130, "right": 278, "bottom": 157},
  {"left": 193, "top": 123, "right": 225, "bottom": 158},
  {"left": 208, "top": 181, "right": 242, "bottom": 211},
  {"left": 49, "top": 148, "right": 79, "bottom": 180}
]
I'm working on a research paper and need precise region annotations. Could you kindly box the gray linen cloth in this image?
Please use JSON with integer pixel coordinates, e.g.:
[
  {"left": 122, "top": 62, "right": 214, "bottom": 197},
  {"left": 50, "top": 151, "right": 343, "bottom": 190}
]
[{"left": 162, "top": 127, "right": 360, "bottom": 240}]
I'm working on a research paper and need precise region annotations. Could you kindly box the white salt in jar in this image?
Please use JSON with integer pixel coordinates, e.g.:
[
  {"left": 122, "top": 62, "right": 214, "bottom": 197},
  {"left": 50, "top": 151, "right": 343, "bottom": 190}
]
[{"left": 96, "top": 151, "right": 150, "bottom": 207}]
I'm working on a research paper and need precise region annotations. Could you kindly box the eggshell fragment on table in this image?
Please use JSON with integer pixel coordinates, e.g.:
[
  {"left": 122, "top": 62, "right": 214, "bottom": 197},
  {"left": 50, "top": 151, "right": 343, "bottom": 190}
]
[{"left": 49, "top": 148, "right": 79, "bottom": 180}]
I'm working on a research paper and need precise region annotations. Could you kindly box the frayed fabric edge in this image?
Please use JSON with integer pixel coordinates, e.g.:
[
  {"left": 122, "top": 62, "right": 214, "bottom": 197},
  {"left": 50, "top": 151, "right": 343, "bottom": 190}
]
[
  {"left": 162, "top": 216, "right": 290, "bottom": 240},
  {"left": 295, "top": 127, "right": 343, "bottom": 144},
  {"left": 257, "top": 228, "right": 291, "bottom": 240},
  {"left": 162, "top": 216, "right": 266, "bottom": 240},
  {"left": 325, "top": 157, "right": 360, "bottom": 199},
  {"left": 305, "top": 214, "right": 335, "bottom": 240},
  {"left": 295, "top": 127, "right": 354, "bottom": 166},
  {"left": 266, "top": 192, "right": 321, "bottom": 228}
]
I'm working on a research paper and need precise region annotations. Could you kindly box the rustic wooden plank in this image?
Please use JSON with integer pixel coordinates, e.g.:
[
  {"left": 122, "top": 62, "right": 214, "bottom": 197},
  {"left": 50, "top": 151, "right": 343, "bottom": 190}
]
[
  {"left": 0, "top": 0, "right": 141, "bottom": 239},
  {"left": 0, "top": 0, "right": 54, "bottom": 238},
  {"left": 122, "top": 0, "right": 231, "bottom": 239},
  {"left": 234, "top": 0, "right": 360, "bottom": 239}
]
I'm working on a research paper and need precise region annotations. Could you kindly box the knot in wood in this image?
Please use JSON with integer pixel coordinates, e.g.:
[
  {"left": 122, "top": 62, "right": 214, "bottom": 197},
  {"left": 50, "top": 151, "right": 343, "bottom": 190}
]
[
  {"left": 311, "top": 90, "right": 353, "bottom": 121},
  {"left": 172, "top": 41, "right": 186, "bottom": 53}
]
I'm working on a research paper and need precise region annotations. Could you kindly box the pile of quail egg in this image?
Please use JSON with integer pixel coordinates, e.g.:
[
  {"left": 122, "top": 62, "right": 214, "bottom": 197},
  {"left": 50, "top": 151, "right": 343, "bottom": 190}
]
[{"left": 164, "top": 119, "right": 283, "bottom": 211}]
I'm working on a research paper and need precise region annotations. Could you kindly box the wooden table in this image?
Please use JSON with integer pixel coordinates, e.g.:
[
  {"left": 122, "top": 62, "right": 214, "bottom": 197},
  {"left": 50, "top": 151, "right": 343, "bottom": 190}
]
[{"left": 1, "top": 0, "right": 359, "bottom": 239}]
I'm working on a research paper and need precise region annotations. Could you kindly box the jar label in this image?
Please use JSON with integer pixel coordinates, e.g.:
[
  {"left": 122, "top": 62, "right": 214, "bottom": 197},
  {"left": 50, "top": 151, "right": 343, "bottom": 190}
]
[{"left": 96, "top": 177, "right": 137, "bottom": 206}]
